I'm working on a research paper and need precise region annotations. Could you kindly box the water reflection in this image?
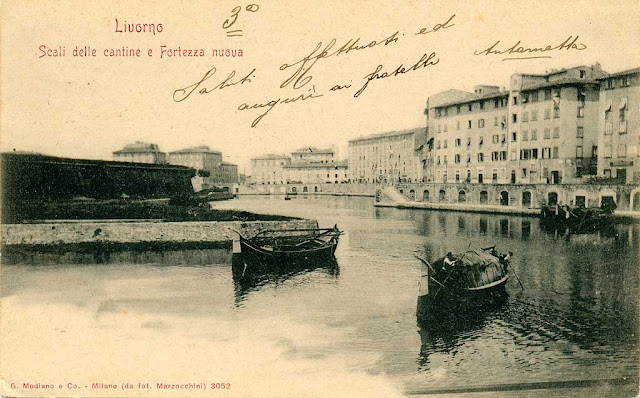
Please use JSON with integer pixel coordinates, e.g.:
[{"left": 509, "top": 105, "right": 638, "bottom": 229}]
[{"left": 231, "top": 256, "right": 340, "bottom": 306}]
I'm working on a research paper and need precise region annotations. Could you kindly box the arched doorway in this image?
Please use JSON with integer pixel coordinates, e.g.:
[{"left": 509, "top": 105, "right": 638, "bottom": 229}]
[
  {"left": 314, "top": 186, "right": 318, "bottom": 193},
  {"left": 439, "top": 189, "right": 446, "bottom": 202},
  {"left": 409, "top": 189, "right": 416, "bottom": 200},
  {"left": 522, "top": 191, "right": 531, "bottom": 208},
  {"left": 548, "top": 192, "right": 558, "bottom": 206},
  {"left": 303, "top": 186, "right": 308, "bottom": 193},
  {"left": 458, "top": 190, "right": 467, "bottom": 202},
  {"left": 480, "top": 190, "right": 488, "bottom": 204},
  {"left": 500, "top": 191, "right": 509, "bottom": 206},
  {"left": 291, "top": 186, "right": 297, "bottom": 193},
  {"left": 422, "top": 190, "right": 430, "bottom": 201}
]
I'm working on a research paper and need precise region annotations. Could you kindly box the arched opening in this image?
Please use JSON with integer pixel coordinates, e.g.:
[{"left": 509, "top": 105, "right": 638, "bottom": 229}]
[
  {"left": 480, "top": 190, "right": 488, "bottom": 204},
  {"left": 522, "top": 191, "right": 531, "bottom": 208},
  {"left": 458, "top": 190, "right": 466, "bottom": 202},
  {"left": 548, "top": 192, "right": 558, "bottom": 206},
  {"left": 314, "top": 186, "right": 318, "bottom": 193},
  {"left": 409, "top": 189, "right": 416, "bottom": 200},
  {"left": 303, "top": 186, "right": 308, "bottom": 193},
  {"left": 422, "top": 190, "right": 430, "bottom": 201},
  {"left": 439, "top": 189, "right": 446, "bottom": 202},
  {"left": 500, "top": 191, "right": 509, "bottom": 206},
  {"left": 291, "top": 187, "right": 297, "bottom": 193}
]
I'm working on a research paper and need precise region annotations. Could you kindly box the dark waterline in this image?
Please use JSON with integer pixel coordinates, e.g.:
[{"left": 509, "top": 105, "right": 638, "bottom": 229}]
[{"left": 3, "top": 195, "right": 638, "bottom": 394}]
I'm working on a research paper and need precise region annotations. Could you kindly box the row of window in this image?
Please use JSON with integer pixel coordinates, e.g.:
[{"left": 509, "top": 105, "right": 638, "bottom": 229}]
[
  {"left": 436, "top": 146, "right": 561, "bottom": 165},
  {"left": 435, "top": 97, "right": 509, "bottom": 118}
]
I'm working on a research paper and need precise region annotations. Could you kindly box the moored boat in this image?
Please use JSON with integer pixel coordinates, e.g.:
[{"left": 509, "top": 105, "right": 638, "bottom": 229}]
[
  {"left": 417, "top": 246, "right": 511, "bottom": 319},
  {"left": 235, "top": 225, "right": 341, "bottom": 268}
]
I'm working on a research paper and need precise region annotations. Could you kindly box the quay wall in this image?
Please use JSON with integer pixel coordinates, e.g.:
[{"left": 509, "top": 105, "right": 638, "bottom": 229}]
[
  {"left": 1, "top": 219, "right": 318, "bottom": 248},
  {"left": 390, "top": 182, "right": 640, "bottom": 212}
]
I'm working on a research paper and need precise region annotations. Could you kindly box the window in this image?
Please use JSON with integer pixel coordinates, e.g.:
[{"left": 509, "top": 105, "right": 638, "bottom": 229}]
[
  {"left": 457, "top": 121, "right": 460, "bottom": 130},
  {"left": 531, "top": 130, "right": 537, "bottom": 140},
  {"left": 437, "top": 140, "right": 441, "bottom": 149},
  {"left": 444, "top": 140, "right": 448, "bottom": 148},
  {"left": 618, "top": 144, "right": 627, "bottom": 157},
  {"left": 578, "top": 107, "right": 584, "bottom": 118},
  {"left": 620, "top": 103, "right": 627, "bottom": 122},
  {"left": 478, "top": 119, "right": 485, "bottom": 128},
  {"left": 553, "top": 106, "right": 560, "bottom": 118},
  {"left": 501, "top": 134, "right": 506, "bottom": 143},
  {"left": 467, "top": 138, "right": 472, "bottom": 146},
  {"left": 468, "top": 104, "right": 473, "bottom": 111},
  {"left": 544, "top": 128, "right": 550, "bottom": 139},
  {"left": 531, "top": 91, "right": 539, "bottom": 102},
  {"left": 492, "top": 151, "right": 499, "bottom": 161},
  {"left": 553, "top": 88, "right": 561, "bottom": 98},
  {"left": 512, "top": 132, "right": 517, "bottom": 142},
  {"left": 455, "top": 171, "right": 460, "bottom": 182},
  {"left": 437, "top": 156, "right": 441, "bottom": 164},
  {"left": 522, "top": 130, "right": 528, "bottom": 141},
  {"left": 606, "top": 79, "right": 614, "bottom": 89},
  {"left": 444, "top": 124, "right": 448, "bottom": 132},
  {"left": 552, "top": 147, "right": 559, "bottom": 159},
  {"left": 492, "top": 135, "right": 499, "bottom": 144},
  {"left": 443, "top": 155, "right": 448, "bottom": 164},
  {"left": 494, "top": 99, "right": 500, "bottom": 108},
  {"left": 455, "top": 138, "right": 461, "bottom": 147},
  {"left": 544, "top": 109, "right": 551, "bottom": 119},
  {"left": 576, "top": 145, "right": 583, "bottom": 158},
  {"left": 621, "top": 76, "right": 630, "bottom": 87},
  {"left": 501, "top": 151, "right": 507, "bottom": 160},
  {"left": 522, "top": 92, "right": 529, "bottom": 103},
  {"left": 455, "top": 154, "right": 461, "bottom": 163},
  {"left": 480, "top": 102, "right": 485, "bottom": 110},
  {"left": 456, "top": 105, "right": 461, "bottom": 114},
  {"left": 468, "top": 120, "right": 472, "bottom": 129},
  {"left": 436, "top": 109, "right": 442, "bottom": 118},
  {"left": 513, "top": 96, "right": 518, "bottom": 105},
  {"left": 553, "top": 127, "right": 559, "bottom": 138},
  {"left": 494, "top": 116, "right": 498, "bottom": 126},
  {"left": 577, "top": 127, "right": 584, "bottom": 138},
  {"left": 580, "top": 70, "right": 586, "bottom": 78},
  {"left": 479, "top": 137, "right": 484, "bottom": 146},
  {"left": 522, "top": 112, "right": 529, "bottom": 122},
  {"left": 531, "top": 110, "right": 538, "bottom": 121},
  {"left": 542, "top": 147, "right": 551, "bottom": 159},
  {"left": 512, "top": 114, "right": 518, "bottom": 123},
  {"left": 544, "top": 89, "right": 551, "bottom": 100},
  {"left": 477, "top": 153, "right": 484, "bottom": 162}
]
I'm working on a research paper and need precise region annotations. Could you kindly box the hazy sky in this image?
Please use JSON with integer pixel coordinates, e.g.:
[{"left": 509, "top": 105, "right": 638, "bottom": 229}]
[{"left": 1, "top": 0, "right": 639, "bottom": 172}]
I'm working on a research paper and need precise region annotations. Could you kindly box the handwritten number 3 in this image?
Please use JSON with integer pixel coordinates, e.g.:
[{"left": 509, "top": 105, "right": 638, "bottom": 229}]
[{"left": 222, "top": 6, "right": 241, "bottom": 29}]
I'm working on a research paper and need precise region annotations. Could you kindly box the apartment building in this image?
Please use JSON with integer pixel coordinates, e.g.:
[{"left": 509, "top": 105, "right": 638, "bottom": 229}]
[
  {"left": 348, "top": 128, "right": 423, "bottom": 183},
  {"left": 426, "top": 64, "right": 609, "bottom": 185},
  {"left": 284, "top": 160, "right": 348, "bottom": 184},
  {"left": 169, "top": 145, "right": 238, "bottom": 188},
  {"left": 596, "top": 68, "right": 639, "bottom": 184},
  {"left": 428, "top": 86, "right": 510, "bottom": 184},
  {"left": 290, "top": 147, "right": 335, "bottom": 163},
  {"left": 250, "top": 154, "right": 291, "bottom": 185}
]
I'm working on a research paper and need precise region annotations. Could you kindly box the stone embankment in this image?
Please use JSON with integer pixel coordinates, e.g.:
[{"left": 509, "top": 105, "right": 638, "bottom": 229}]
[{"left": 1, "top": 219, "right": 318, "bottom": 253}]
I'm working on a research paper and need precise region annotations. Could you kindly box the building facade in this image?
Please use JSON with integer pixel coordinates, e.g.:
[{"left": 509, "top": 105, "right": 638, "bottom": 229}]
[
  {"left": 348, "top": 128, "right": 423, "bottom": 183},
  {"left": 596, "top": 68, "right": 640, "bottom": 184},
  {"left": 284, "top": 160, "right": 348, "bottom": 184},
  {"left": 290, "top": 147, "right": 335, "bottom": 163},
  {"left": 426, "top": 64, "right": 611, "bottom": 186},
  {"left": 250, "top": 154, "right": 291, "bottom": 185},
  {"left": 113, "top": 142, "right": 167, "bottom": 164},
  {"left": 169, "top": 145, "right": 238, "bottom": 189}
]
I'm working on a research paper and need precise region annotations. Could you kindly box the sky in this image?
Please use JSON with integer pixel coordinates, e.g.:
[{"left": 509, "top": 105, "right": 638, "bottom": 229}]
[{"left": 1, "top": 0, "right": 639, "bottom": 173}]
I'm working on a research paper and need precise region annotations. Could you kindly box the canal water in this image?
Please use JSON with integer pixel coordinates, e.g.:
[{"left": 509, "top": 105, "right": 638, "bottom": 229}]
[{"left": 1, "top": 196, "right": 638, "bottom": 397}]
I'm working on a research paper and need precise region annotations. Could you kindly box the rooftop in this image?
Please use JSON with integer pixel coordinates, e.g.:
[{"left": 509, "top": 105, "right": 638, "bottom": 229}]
[
  {"left": 169, "top": 145, "right": 222, "bottom": 155},
  {"left": 251, "top": 154, "right": 290, "bottom": 160},
  {"left": 520, "top": 77, "right": 599, "bottom": 91},
  {"left": 596, "top": 67, "right": 640, "bottom": 80},
  {"left": 431, "top": 90, "right": 509, "bottom": 109},
  {"left": 349, "top": 127, "right": 424, "bottom": 143},
  {"left": 113, "top": 141, "right": 164, "bottom": 154},
  {"left": 291, "top": 147, "right": 335, "bottom": 155}
]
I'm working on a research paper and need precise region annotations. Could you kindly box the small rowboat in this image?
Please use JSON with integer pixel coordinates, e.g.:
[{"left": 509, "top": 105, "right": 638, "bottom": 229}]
[
  {"left": 235, "top": 225, "right": 341, "bottom": 266},
  {"left": 417, "top": 246, "right": 512, "bottom": 319}
]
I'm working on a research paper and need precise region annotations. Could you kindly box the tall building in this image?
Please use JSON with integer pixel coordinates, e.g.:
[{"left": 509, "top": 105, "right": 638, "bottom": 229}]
[
  {"left": 596, "top": 68, "right": 640, "bottom": 184},
  {"left": 348, "top": 128, "right": 424, "bottom": 183},
  {"left": 169, "top": 145, "right": 238, "bottom": 188},
  {"left": 250, "top": 154, "right": 291, "bottom": 184},
  {"left": 113, "top": 142, "right": 167, "bottom": 164},
  {"left": 427, "top": 86, "right": 509, "bottom": 184},
  {"left": 425, "top": 64, "right": 609, "bottom": 185}
]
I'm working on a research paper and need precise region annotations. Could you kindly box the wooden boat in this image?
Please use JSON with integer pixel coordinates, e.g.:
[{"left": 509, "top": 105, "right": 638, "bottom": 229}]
[
  {"left": 540, "top": 204, "right": 613, "bottom": 228},
  {"left": 417, "top": 247, "right": 510, "bottom": 319},
  {"left": 235, "top": 225, "right": 341, "bottom": 266}
]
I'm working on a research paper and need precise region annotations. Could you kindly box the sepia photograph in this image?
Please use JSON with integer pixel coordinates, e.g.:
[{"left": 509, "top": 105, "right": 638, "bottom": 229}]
[{"left": 1, "top": 0, "right": 639, "bottom": 397}]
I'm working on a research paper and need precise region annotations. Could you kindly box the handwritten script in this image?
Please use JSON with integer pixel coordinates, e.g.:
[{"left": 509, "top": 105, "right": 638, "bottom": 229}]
[{"left": 474, "top": 35, "right": 587, "bottom": 61}]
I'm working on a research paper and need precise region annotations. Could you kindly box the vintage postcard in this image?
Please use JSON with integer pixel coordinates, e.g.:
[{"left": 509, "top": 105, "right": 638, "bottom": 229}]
[{"left": 1, "top": 0, "right": 639, "bottom": 397}]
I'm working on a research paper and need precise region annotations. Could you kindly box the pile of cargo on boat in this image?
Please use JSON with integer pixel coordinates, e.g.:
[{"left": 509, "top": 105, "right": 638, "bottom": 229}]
[
  {"left": 417, "top": 246, "right": 511, "bottom": 319},
  {"left": 540, "top": 204, "right": 614, "bottom": 231}
]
